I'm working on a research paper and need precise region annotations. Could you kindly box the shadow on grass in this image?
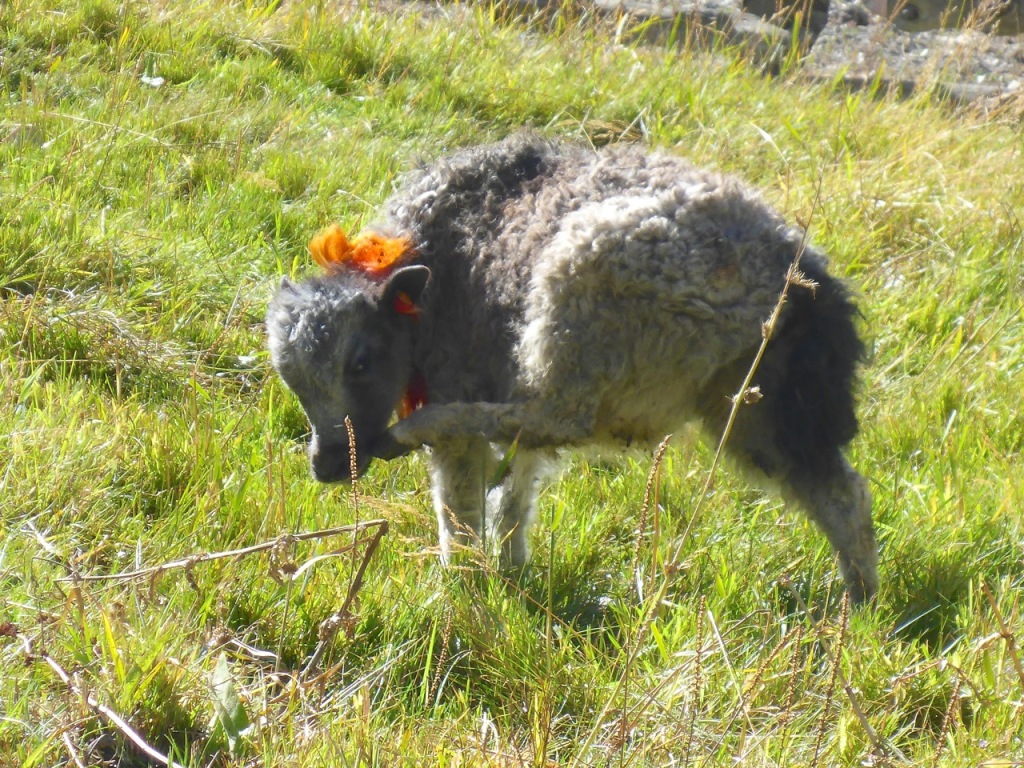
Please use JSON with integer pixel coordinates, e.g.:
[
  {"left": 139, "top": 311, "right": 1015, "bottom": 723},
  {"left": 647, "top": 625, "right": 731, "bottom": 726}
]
[
  {"left": 888, "top": 558, "right": 974, "bottom": 650},
  {"left": 884, "top": 528, "right": 1024, "bottom": 651}
]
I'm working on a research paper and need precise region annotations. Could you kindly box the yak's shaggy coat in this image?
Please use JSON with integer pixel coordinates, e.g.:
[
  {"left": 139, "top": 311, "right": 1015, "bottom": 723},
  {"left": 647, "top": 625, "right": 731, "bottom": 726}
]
[{"left": 268, "top": 134, "right": 877, "bottom": 602}]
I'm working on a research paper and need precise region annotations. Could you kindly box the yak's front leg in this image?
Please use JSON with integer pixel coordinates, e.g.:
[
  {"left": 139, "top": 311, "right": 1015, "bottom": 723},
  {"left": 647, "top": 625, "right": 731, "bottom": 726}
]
[
  {"left": 388, "top": 401, "right": 595, "bottom": 452},
  {"left": 428, "top": 437, "right": 492, "bottom": 563},
  {"left": 495, "top": 449, "right": 548, "bottom": 568}
]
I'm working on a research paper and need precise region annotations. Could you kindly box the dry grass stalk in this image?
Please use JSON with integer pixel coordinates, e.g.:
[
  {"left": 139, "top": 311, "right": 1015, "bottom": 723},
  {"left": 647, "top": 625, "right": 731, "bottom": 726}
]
[
  {"left": 742, "top": 626, "right": 801, "bottom": 701},
  {"left": 632, "top": 434, "right": 672, "bottom": 601},
  {"left": 60, "top": 730, "right": 88, "bottom": 768},
  {"left": 682, "top": 595, "right": 707, "bottom": 766},
  {"left": 786, "top": 583, "right": 903, "bottom": 765},
  {"left": 428, "top": 605, "right": 454, "bottom": 705},
  {"left": 930, "top": 673, "right": 963, "bottom": 768},
  {"left": 696, "top": 625, "right": 803, "bottom": 767},
  {"left": 780, "top": 624, "right": 805, "bottom": 734},
  {"left": 345, "top": 414, "right": 360, "bottom": 493},
  {"left": 812, "top": 592, "right": 849, "bottom": 768},
  {"left": 672, "top": 252, "right": 814, "bottom": 563},
  {"left": 345, "top": 414, "right": 363, "bottom": 613},
  {"left": 301, "top": 518, "right": 390, "bottom": 679}
]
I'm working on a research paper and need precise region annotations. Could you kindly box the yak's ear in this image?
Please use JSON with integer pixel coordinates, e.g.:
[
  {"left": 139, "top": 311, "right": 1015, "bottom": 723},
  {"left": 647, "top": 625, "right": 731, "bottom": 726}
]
[{"left": 382, "top": 265, "right": 431, "bottom": 317}]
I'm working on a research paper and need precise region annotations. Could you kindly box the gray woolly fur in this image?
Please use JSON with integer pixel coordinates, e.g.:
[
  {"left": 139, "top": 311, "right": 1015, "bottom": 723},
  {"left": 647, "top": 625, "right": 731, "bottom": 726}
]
[{"left": 267, "top": 134, "right": 877, "bottom": 602}]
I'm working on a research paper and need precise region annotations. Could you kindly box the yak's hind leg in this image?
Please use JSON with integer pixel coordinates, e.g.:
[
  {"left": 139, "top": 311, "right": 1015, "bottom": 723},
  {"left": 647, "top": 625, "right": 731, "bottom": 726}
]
[
  {"left": 697, "top": 267, "right": 875, "bottom": 602},
  {"left": 428, "top": 438, "right": 492, "bottom": 563},
  {"left": 702, "top": 389, "right": 877, "bottom": 603}
]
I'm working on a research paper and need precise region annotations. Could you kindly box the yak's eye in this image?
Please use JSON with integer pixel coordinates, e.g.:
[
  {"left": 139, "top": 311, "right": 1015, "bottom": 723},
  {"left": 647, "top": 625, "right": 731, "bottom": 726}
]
[{"left": 348, "top": 345, "right": 371, "bottom": 376}]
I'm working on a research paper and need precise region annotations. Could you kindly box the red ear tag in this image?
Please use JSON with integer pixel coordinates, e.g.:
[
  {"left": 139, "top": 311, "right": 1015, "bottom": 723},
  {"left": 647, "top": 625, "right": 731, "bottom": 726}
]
[{"left": 393, "top": 291, "right": 419, "bottom": 317}]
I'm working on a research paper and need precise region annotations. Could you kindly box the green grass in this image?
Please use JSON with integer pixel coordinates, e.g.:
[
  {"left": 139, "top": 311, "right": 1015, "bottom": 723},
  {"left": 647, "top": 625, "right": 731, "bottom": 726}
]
[{"left": 2, "top": 0, "right": 1024, "bottom": 765}]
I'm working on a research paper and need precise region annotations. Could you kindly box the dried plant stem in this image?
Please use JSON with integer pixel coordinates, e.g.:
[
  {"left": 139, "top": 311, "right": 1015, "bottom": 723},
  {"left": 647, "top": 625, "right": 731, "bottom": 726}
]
[
  {"left": 695, "top": 625, "right": 802, "bottom": 768},
  {"left": 672, "top": 257, "right": 811, "bottom": 563},
  {"left": 737, "top": 625, "right": 801, "bottom": 755},
  {"left": 301, "top": 519, "right": 389, "bottom": 679},
  {"left": 617, "top": 436, "right": 673, "bottom": 762},
  {"left": 742, "top": 626, "right": 800, "bottom": 702},
  {"left": 811, "top": 593, "right": 849, "bottom": 768},
  {"left": 981, "top": 581, "right": 1024, "bottom": 695},
  {"left": 682, "top": 595, "right": 707, "bottom": 766},
  {"left": 617, "top": 657, "right": 696, "bottom": 753},
  {"left": 617, "top": 640, "right": 632, "bottom": 764},
  {"left": 786, "top": 583, "right": 905, "bottom": 764},
  {"left": 632, "top": 435, "right": 672, "bottom": 601},
  {"left": 28, "top": 641, "right": 185, "bottom": 768},
  {"left": 345, "top": 415, "right": 362, "bottom": 583},
  {"left": 930, "top": 673, "right": 963, "bottom": 768},
  {"left": 60, "top": 730, "right": 88, "bottom": 768},
  {"left": 780, "top": 624, "right": 805, "bottom": 734},
  {"left": 428, "top": 606, "right": 454, "bottom": 705},
  {"left": 63, "top": 520, "right": 389, "bottom": 583}
]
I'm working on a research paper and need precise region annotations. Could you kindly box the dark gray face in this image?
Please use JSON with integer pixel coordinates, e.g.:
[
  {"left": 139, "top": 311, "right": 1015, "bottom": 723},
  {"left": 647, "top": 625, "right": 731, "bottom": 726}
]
[{"left": 267, "top": 266, "right": 430, "bottom": 482}]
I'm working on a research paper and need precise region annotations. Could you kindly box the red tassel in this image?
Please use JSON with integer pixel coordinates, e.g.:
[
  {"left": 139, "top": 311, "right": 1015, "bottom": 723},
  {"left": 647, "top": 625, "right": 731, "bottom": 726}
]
[
  {"left": 395, "top": 295, "right": 423, "bottom": 417},
  {"left": 399, "top": 372, "right": 428, "bottom": 419}
]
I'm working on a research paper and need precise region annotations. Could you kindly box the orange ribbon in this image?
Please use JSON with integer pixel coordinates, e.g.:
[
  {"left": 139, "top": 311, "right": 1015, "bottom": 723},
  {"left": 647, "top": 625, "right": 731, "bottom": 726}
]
[{"left": 309, "top": 224, "right": 412, "bottom": 276}]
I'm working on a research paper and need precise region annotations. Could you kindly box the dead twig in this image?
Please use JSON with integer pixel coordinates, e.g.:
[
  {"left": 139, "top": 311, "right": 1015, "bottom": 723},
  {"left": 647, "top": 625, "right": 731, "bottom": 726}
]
[
  {"left": 26, "top": 638, "right": 186, "bottom": 768},
  {"left": 301, "top": 519, "right": 390, "bottom": 680},
  {"left": 982, "top": 581, "right": 1024, "bottom": 695},
  {"left": 61, "top": 730, "right": 89, "bottom": 768},
  {"left": 60, "top": 520, "right": 389, "bottom": 583}
]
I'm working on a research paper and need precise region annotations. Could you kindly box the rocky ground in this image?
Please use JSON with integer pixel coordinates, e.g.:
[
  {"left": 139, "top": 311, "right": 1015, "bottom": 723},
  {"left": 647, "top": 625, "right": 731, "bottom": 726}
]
[
  {"left": 806, "top": 1, "right": 1024, "bottom": 108},
  {"left": 498, "top": 0, "right": 1024, "bottom": 111}
]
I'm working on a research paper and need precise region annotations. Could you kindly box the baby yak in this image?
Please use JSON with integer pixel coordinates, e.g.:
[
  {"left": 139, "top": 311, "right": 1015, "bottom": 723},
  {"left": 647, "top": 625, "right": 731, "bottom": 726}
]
[{"left": 267, "top": 134, "right": 877, "bottom": 603}]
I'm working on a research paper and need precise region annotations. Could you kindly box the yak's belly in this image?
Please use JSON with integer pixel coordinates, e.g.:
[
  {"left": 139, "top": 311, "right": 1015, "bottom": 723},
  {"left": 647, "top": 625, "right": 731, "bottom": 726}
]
[{"left": 591, "top": 375, "right": 700, "bottom": 446}]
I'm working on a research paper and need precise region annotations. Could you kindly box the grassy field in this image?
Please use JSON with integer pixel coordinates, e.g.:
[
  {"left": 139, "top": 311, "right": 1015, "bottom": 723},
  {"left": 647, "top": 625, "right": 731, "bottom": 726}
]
[{"left": 2, "top": 0, "right": 1023, "bottom": 765}]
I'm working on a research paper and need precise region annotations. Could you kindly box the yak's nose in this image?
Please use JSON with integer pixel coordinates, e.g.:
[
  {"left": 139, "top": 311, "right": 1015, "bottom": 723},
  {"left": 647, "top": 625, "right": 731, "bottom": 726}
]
[{"left": 308, "top": 438, "right": 356, "bottom": 483}]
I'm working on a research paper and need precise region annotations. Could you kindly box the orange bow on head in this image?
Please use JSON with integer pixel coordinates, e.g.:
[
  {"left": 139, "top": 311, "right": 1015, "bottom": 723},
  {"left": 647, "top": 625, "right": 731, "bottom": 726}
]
[{"left": 309, "top": 224, "right": 412, "bottom": 276}]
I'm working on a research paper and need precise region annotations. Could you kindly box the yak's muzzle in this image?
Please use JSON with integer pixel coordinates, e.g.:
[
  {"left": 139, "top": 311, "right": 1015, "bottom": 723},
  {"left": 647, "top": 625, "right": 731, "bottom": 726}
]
[{"left": 309, "top": 438, "right": 371, "bottom": 483}]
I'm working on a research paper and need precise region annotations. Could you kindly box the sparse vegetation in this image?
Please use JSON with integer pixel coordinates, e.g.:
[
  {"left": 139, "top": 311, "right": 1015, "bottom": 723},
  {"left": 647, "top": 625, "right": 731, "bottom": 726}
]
[{"left": 1, "top": 1, "right": 1023, "bottom": 766}]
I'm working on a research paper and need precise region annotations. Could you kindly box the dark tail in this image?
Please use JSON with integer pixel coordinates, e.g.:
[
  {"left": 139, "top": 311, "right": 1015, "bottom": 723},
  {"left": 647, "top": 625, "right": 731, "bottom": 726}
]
[{"left": 761, "top": 256, "right": 866, "bottom": 477}]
